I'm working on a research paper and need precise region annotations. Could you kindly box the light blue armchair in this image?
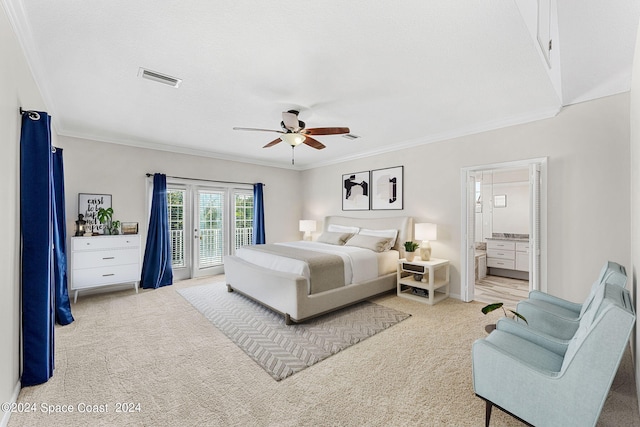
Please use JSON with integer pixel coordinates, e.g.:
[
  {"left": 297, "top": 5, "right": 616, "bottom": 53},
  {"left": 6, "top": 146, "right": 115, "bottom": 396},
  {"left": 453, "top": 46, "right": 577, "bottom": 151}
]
[
  {"left": 515, "top": 261, "right": 627, "bottom": 339},
  {"left": 472, "top": 282, "right": 635, "bottom": 427}
]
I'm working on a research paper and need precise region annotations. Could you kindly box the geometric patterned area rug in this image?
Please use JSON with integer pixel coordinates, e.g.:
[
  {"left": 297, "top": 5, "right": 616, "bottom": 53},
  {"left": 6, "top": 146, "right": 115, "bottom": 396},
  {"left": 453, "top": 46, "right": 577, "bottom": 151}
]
[{"left": 177, "top": 283, "right": 411, "bottom": 381}]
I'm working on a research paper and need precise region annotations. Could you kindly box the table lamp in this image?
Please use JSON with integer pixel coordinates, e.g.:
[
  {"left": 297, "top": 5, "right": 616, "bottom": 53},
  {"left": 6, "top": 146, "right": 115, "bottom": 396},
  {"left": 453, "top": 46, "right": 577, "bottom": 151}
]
[
  {"left": 299, "top": 220, "right": 316, "bottom": 241},
  {"left": 415, "top": 223, "right": 437, "bottom": 261}
]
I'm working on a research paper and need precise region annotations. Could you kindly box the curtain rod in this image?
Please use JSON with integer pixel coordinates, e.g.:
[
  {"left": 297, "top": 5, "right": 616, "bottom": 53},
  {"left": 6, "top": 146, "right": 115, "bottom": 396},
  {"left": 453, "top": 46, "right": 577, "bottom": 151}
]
[
  {"left": 19, "top": 107, "right": 41, "bottom": 120},
  {"left": 145, "top": 173, "right": 264, "bottom": 187}
]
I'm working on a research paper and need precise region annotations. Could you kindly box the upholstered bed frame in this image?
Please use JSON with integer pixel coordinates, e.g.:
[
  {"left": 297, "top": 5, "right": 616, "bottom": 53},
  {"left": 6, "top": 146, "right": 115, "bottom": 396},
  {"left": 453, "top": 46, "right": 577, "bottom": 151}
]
[{"left": 224, "top": 215, "right": 413, "bottom": 324}]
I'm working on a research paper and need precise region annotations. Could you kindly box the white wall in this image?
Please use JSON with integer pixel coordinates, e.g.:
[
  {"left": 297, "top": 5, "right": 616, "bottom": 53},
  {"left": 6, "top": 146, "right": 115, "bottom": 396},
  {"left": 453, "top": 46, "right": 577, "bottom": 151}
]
[
  {"left": 57, "top": 136, "right": 302, "bottom": 246},
  {"left": 629, "top": 14, "right": 640, "bottom": 411},
  {"left": 302, "top": 93, "right": 630, "bottom": 302},
  {"left": 0, "top": 3, "right": 49, "bottom": 423}
]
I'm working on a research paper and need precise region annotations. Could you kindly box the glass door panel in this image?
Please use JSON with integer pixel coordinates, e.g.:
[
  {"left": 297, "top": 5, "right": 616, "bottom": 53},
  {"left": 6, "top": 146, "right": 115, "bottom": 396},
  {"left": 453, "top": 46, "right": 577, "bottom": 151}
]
[
  {"left": 195, "top": 189, "right": 225, "bottom": 276},
  {"left": 233, "top": 191, "right": 253, "bottom": 252}
]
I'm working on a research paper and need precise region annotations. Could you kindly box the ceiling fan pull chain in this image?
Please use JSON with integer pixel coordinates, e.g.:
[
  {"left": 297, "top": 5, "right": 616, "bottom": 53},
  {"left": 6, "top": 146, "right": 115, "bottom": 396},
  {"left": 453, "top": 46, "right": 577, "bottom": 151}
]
[{"left": 291, "top": 146, "right": 295, "bottom": 165}]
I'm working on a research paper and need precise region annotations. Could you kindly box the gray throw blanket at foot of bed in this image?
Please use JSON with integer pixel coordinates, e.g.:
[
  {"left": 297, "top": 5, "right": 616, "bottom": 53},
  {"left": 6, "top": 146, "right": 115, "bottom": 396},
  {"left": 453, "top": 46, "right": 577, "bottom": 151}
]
[{"left": 246, "top": 244, "right": 345, "bottom": 294}]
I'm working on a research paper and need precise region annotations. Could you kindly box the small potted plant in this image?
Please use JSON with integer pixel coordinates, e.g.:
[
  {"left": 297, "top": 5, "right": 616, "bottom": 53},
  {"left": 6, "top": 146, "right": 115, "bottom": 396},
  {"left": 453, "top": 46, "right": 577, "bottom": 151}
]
[
  {"left": 403, "top": 241, "right": 420, "bottom": 261},
  {"left": 97, "top": 207, "right": 120, "bottom": 235},
  {"left": 481, "top": 302, "right": 527, "bottom": 333}
]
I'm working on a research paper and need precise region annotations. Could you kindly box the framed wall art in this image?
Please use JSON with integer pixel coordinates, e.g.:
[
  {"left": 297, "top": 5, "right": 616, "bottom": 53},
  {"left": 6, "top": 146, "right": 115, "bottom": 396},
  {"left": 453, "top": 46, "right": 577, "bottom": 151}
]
[
  {"left": 78, "top": 193, "right": 112, "bottom": 234},
  {"left": 371, "top": 166, "right": 404, "bottom": 210},
  {"left": 342, "top": 171, "right": 370, "bottom": 211}
]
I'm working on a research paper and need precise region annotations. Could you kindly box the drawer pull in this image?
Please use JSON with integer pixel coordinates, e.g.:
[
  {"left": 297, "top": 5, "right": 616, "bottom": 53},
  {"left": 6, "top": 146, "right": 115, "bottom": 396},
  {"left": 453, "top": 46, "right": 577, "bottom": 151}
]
[
  {"left": 102, "top": 257, "right": 115, "bottom": 260},
  {"left": 102, "top": 273, "right": 115, "bottom": 277}
]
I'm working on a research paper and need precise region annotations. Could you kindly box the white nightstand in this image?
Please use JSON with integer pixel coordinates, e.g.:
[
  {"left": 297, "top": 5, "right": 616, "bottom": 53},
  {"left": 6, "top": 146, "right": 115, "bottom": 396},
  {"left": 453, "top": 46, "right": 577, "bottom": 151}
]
[{"left": 397, "top": 258, "right": 450, "bottom": 305}]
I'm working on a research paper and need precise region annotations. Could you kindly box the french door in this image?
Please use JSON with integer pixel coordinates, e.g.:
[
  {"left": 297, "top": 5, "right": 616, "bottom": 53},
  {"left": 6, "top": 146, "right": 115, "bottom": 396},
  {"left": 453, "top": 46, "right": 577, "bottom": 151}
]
[{"left": 165, "top": 181, "right": 253, "bottom": 280}]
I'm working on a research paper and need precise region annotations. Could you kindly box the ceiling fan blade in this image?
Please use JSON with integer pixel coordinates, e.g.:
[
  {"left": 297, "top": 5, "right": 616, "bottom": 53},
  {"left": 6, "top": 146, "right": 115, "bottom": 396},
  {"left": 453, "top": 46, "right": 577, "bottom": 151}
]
[
  {"left": 263, "top": 138, "right": 282, "bottom": 148},
  {"left": 303, "top": 136, "right": 326, "bottom": 150},
  {"left": 303, "top": 127, "right": 350, "bottom": 136},
  {"left": 233, "top": 127, "right": 284, "bottom": 134},
  {"left": 282, "top": 111, "right": 300, "bottom": 130}
]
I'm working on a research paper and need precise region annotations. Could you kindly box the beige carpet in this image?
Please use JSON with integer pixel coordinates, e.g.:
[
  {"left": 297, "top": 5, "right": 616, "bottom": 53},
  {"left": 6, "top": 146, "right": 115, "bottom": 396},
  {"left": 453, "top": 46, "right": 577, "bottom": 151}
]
[{"left": 8, "top": 276, "right": 640, "bottom": 427}]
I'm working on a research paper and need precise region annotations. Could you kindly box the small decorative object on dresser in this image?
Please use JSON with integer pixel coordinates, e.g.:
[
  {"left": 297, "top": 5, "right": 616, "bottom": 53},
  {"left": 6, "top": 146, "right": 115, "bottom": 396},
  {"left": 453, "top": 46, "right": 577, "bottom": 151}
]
[
  {"left": 75, "top": 214, "right": 87, "bottom": 236},
  {"left": 121, "top": 222, "right": 139, "bottom": 235}
]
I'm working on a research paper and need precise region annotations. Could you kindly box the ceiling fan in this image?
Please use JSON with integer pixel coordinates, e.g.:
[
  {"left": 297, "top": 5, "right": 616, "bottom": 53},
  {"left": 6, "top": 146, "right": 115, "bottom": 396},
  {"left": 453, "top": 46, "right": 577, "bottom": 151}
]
[{"left": 233, "top": 110, "right": 350, "bottom": 164}]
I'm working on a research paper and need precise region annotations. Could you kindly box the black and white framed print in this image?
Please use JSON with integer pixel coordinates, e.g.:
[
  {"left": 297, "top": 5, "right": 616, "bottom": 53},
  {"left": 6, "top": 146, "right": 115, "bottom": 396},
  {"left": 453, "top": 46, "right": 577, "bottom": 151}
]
[
  {"left": 371, "top": 166, "right": 404, "bottom": 210},
  {"left": 342, "top": 171, "right": 370, "bottom": 210},
  {"left": 78, "top": 193, "right": 112, "bottom": 234}
]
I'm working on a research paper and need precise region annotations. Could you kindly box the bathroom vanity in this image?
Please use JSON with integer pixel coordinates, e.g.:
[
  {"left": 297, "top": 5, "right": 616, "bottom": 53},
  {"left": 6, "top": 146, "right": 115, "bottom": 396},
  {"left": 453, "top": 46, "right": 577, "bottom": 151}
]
[{"left": 486, "top": 235, "right": 529, "bottom": 280}]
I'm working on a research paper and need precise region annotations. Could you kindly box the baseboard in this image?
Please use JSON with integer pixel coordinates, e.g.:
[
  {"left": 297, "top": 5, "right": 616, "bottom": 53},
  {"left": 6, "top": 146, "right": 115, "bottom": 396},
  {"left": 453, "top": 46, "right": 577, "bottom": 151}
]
[{"left": 0, "top": 380, "right": 21, "bottom": 427}]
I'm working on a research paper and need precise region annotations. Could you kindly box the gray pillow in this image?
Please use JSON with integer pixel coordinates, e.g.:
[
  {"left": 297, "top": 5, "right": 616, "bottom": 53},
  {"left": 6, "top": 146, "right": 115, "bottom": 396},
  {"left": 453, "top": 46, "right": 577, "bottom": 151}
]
[
  {"left": 344, "top": 234, "right": 393, "bottom": 252},
  {"left": 316, "top": 231, "right": 354, "bottom": 245}
]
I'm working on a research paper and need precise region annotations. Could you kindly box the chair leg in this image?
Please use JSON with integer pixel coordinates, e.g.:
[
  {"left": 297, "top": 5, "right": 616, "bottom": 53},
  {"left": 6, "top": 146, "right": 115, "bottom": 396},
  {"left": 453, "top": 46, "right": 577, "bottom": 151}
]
[{"left": 485, "top": 400, "right": 492, "bottom": 427}]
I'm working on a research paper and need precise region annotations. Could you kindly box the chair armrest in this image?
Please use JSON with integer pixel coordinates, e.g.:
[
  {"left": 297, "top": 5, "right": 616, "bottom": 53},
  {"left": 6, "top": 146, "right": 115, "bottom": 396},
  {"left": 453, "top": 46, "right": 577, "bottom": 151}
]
[
  {"left": 495, "top": 318, "right": 568, "bottom": 356},
  {"left": 528, "top": 290, "right": 582, "bottom": 313}
]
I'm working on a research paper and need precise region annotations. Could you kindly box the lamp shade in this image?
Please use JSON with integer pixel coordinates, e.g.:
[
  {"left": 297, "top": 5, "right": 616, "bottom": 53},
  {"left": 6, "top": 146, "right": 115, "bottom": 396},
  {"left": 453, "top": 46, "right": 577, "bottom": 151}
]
[
  {"left": 415, "top": 223, "right": 437, "bottom": 241},
  {"left": 299, "top": 220, "right": 317, "bottom": 232}
]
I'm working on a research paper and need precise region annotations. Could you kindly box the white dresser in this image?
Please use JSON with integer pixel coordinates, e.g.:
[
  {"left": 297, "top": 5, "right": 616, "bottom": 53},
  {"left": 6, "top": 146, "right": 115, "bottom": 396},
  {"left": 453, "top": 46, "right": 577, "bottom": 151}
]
[{"left": 71, "top": 235, "right": 141, "bottom": 302}]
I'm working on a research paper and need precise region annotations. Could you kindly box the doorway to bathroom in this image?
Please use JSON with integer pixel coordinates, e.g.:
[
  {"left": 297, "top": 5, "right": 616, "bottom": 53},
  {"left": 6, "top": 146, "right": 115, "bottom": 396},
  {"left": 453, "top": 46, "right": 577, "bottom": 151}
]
[{"left": 460, "top": 158, "right": 547, "bottom": 307}]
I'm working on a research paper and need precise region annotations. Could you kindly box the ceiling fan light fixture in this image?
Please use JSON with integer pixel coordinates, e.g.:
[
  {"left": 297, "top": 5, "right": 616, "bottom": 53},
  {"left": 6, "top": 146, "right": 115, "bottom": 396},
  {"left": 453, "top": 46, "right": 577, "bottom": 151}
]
[{"left": 281, "top": 133, "right": 306, "bottom": 146}]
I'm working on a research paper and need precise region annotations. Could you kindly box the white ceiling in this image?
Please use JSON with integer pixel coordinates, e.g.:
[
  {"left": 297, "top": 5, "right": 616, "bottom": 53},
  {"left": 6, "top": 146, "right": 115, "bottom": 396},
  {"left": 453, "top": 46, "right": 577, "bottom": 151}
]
[{"left": 5, "top": 0, "right": 639, "bottom": 170}]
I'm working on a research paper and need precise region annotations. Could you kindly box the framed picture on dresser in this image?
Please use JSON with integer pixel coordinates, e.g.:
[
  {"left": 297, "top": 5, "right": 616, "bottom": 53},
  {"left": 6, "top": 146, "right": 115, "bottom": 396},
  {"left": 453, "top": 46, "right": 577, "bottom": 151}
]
[{"left": 78, "top": 193, "right": 112, "bottom": 234}]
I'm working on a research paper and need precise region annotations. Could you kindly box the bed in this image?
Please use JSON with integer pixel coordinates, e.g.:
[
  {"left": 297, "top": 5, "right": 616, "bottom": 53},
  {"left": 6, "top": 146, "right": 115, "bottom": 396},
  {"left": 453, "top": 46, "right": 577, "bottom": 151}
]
[{"left": 224, "top": 215, "right": 413, "bottom": 324}]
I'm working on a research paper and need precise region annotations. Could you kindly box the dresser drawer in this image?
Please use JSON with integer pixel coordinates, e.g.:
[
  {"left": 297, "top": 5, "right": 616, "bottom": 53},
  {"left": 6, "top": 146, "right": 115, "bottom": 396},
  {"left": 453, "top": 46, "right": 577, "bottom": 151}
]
[
  {"left": 73, "top": 248, "right": 139, "bottom": 269},
  {"left": 487, "top": 249, "right": 515, "bottom": 260},
  {"left": 516, "top": 242, "right": 529, "bottom": 252},
  {"left": 486, "top": 240, "right": 515, "bottom": 251},
  {"left": 487, "top": 258, "right": 515, "bottom": 269},
  {"left": 73, "top": 235, "right": 140, "bottom": 251},
  {"left": 72, "top": 264, "right": 140, "bottom": 289}
]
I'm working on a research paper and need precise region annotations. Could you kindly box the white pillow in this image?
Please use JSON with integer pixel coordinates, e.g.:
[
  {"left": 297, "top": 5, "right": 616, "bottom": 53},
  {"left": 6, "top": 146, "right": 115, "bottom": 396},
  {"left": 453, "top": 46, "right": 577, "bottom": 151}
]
[
  {"left": 327, "top": 224, "right": 360, "bottom": 234},
  {"left": 358, "top": 228, "right": 399, "bottom": 248},
  {"left": 316, "top": 231, "right": 353, "bottom": 245},
  {"left": 344, "top": 234, "right": 393, "bottom": 252}
]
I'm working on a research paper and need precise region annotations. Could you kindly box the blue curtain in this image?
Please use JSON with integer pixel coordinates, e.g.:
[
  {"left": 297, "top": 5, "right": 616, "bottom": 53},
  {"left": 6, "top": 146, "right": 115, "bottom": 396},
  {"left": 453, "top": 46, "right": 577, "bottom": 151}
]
[
  {"left": 20, "top": 111, "right": 55, "bottom": 386},
  {"left": 141, "top": 173, "right": 173, "bottom": 289},
  {"left": 52, "top": 149, "right": 74, "bottom": 325},
  {"left": 253, "top": 183, "right": 265, "bottom": 244}
]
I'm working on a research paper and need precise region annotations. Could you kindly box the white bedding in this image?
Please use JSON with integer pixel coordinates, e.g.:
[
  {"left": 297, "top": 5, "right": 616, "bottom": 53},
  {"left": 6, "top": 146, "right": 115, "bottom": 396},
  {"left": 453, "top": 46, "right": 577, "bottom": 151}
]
[{"left": 235, "top": 241, "right": 398, "bottom": 285}]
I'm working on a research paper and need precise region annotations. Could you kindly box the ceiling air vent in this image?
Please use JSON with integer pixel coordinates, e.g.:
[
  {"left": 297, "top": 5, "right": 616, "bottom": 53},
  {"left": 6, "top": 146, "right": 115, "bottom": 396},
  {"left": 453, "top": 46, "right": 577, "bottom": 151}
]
[
  {"left": 138, "top": 68, "right": 182, "bottom": 88},
  {"left": 342, "top": 134, "right": 360, "bottom": 140}
]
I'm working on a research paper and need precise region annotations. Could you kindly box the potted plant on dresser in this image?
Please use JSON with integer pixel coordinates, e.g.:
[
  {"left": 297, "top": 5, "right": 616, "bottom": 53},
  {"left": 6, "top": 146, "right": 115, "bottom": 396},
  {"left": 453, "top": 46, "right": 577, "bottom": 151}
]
[{"left": 97, "top": 207, "right": 121, "bottom": 235}]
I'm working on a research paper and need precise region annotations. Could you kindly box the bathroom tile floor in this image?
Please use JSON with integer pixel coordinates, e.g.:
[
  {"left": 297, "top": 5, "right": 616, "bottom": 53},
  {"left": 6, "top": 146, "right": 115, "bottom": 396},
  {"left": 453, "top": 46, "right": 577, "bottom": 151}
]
[{"left": 474, "top": 275, "right": 529, "bottom": 309}]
